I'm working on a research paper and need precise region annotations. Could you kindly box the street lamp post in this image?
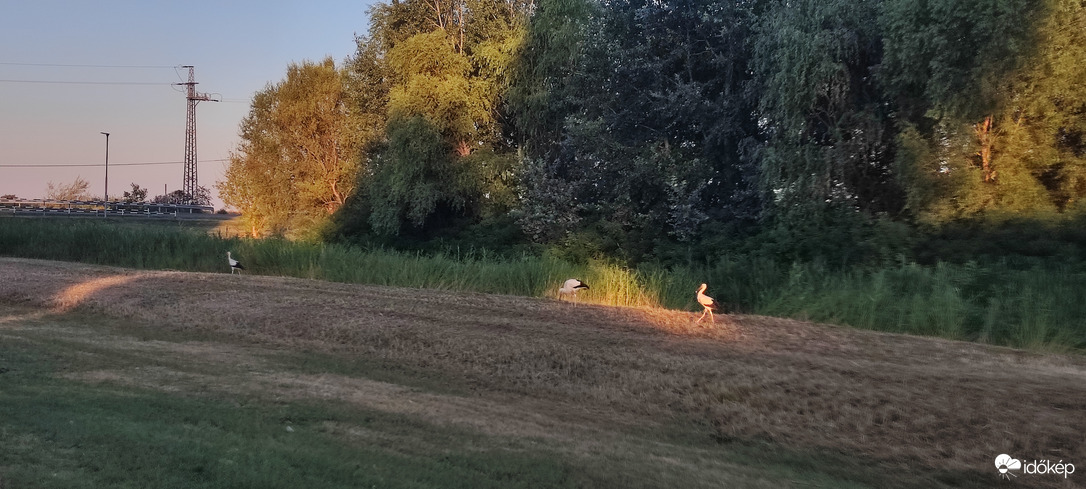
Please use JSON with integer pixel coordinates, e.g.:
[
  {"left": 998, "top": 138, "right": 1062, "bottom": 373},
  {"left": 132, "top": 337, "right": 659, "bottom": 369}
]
[
  {"left": 100, "top": 132, "right": 110, "bottom": 203},
  {"left": 100, "top": 132, "right": 109, "bottom": 214}
]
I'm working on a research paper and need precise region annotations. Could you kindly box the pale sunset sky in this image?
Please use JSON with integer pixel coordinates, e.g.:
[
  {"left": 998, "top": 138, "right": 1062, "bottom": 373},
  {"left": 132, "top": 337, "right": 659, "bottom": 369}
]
[{"left": 0, "top": 0, "right": 378, "bottom": 208}]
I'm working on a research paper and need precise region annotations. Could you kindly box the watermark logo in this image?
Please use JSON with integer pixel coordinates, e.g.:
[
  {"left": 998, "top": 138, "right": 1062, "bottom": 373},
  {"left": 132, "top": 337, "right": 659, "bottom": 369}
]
[
  {"left": 995, "top": 454, "right": 1022, "bottom": 479},
  {"left": 996, "top": 454, "right": 1075, "bottom": 480}
]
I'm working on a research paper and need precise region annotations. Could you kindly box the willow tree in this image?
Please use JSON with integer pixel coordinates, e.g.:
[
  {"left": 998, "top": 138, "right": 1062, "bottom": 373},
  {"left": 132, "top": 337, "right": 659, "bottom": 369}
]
[
  {"left": 751, "top": 0, "right": 901, "bottom": 221},
  {"left": 381, "top": 0, "right": 529, "bottom": 154},
  {"left": 218, "top": 58, "right": 362, "bottom": 238},
  {"left": 506, "top": 0, "right": 592, "bottom": 157},
  {"left": 387, "top": 30, "right": 491, "bottom": 156}
]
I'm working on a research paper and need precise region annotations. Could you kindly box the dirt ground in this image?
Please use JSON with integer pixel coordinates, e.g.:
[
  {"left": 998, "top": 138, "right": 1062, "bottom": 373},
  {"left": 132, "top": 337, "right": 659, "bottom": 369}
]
[{"left": 1, "top": 257, "right": 1083, "bottom": 488}]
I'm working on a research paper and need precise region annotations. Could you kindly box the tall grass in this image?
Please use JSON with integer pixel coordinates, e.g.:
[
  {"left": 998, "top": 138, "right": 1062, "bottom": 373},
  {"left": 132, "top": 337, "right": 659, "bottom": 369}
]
[
  {"left": 0, "top": 218, "right": 651, "bottom": 306},
  {"left": 2, "top": 217, "right": 1084, "bottom": 350}
]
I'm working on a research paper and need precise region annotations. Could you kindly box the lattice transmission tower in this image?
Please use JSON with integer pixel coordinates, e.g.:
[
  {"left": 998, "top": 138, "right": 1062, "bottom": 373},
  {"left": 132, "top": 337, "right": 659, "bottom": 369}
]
[{"left": 176, "top": 65, "right": 218, "bottom": 204}]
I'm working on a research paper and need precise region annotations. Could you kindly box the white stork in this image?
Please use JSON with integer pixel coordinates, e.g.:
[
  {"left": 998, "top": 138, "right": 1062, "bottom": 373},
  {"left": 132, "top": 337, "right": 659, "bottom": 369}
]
[
  {"left": 696, "top": 283, "right": 717, "bottom": 323},
  {"left": 558, "top": 278, "right": 590, "bottom": 300},
  {"left": 227, "top": 251, "right": 245, "bottom": 274}
]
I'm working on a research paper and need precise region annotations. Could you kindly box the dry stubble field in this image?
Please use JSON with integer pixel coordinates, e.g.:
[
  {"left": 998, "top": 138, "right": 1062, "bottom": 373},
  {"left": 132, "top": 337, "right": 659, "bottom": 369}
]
[{"left": 1, "top": 257, "right": 1084, "bottom": 488}]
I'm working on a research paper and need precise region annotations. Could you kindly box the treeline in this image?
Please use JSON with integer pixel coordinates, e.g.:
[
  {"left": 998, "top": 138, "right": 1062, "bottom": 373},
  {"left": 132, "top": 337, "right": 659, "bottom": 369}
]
[{"left": 218, "top": 0, "right": 1086, "bottom": 268}]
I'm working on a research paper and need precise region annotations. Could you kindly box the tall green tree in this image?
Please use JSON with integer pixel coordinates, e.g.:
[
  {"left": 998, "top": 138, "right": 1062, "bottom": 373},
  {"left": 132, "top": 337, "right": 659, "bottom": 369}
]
[
  {"left": 881, "top": 0, "right": 1086, "bottom": 223},
  {"left": 507, "top": 0, "right": 594, "bottom": 157},
  {"left": 751, "top": 0, "right": 902, "bottom": 224},
  {"left": 511, "top": 0, "right": 761, "bottom": 257},
  {"left": 381, "top": 0, "right": 530, "bottom": 155},
  {"left": 364, "top": 116, "right": 475, "bottom": 234},
  {"left": 387, "top": 29, "right": 490, "bottom": 156},
  {"left": 218, "top": 58, "right": 361, "bottom": 238},
  {"left": 337, "top": 0, "right": 531, "bottom": 237},
  {"left": 219, "top": 91, "right": 299, "bottom": 237}
]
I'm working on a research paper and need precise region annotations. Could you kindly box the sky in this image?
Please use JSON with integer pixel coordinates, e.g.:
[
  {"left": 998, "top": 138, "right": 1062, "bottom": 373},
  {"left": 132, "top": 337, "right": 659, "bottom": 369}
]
[{"left": 0, "top": 0, "right": 378, "bottom": 209}]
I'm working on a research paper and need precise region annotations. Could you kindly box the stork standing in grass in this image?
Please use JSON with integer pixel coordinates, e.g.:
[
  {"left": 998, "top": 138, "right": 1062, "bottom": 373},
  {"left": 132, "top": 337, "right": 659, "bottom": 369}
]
[
  {"left": 227, "top": 251, "right": 245, "bottom": 275},
  {"left": 696, "top": 283, "right": 717, "bottom": 323},
  {"left": 558, "top": 278, "right": 590, "bottom": 301}
]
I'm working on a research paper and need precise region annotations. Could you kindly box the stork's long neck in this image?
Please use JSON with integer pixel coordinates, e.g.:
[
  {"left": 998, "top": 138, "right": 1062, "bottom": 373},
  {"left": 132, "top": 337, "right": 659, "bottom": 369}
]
[{"left": 698, "top": 284, "right": 707, "bottom": 293}]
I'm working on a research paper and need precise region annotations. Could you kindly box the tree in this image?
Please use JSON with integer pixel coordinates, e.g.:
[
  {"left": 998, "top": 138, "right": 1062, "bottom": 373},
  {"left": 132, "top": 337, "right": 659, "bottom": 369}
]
[
  {"left": 507, "top": 0, "right": 595, "bottom": 158},
  {"left": 334, "top": 0, "right": 533, "bottom": 239},
  {"left": 150, "top": 186, "right": 210, "bottom": 205},
  {"left": 751, "top": 0, "right": 902, "bottom": 224},
  {"left": 345, "top": 33, "right": 393, "bottom": 174},
  {"left": 386, "top": 29, "right": 489, "bottom": 155},
  {"left": 508, "top": 0, "right": 761, "bottom": 258},
  {"left": 364, "top": 116, "right": 469, "bottom": 234},
  {"left": 217, "top": 87, "right": 300, "bottom": 237},
  {"left": 880, "top": 0, "right": 1085, "bottom": 223},
  {"left": 379, "top": 0, "right": 530, "bottom": 155},
  {"left": 45, "top": 177, "right": 92, "bottom": 201},
  {"left": 189, "top": 186, "right": 212, "bottom": 206},
  {"left": 151, "top": 190, "right": 186, "bottom": 205},
  {"left": 122, "top": 183, "right": 148, "bottom": 203},
  {"left": 218, "top": 58, "right": 362, "bottom": 238}
]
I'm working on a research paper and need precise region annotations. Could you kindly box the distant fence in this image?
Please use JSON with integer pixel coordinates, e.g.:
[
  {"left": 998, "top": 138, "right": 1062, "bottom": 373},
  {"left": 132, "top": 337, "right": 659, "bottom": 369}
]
[{"left": 0, "top": 198, "right": 214, "bottom": 217}]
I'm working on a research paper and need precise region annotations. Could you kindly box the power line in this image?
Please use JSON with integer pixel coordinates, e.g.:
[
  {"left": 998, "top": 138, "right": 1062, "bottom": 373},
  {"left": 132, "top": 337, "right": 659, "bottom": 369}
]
[
  {"left": 0, "top": 62, "right": 178, "bottom": 69},
  {"left": 1, "top": 62, "right": 247, "bottom": 99},
  {"left": 0, "top": 159, "right": 228, "bottom": 168},
  {"left": 0, "top": 79, "right": 173, "bottom": 86}
]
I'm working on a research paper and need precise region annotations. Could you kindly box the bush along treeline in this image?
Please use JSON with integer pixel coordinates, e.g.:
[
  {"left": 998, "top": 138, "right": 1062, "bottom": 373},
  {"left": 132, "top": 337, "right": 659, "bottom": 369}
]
[{"left": 202, "top": 0, "right": 1086, "bottom": 346}]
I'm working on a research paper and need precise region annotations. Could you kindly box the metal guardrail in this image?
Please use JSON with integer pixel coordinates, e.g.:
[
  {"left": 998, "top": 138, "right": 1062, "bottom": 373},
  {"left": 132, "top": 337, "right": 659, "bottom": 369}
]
[{"left": 0, "top": 198, "right": 213, "bottom": 217}]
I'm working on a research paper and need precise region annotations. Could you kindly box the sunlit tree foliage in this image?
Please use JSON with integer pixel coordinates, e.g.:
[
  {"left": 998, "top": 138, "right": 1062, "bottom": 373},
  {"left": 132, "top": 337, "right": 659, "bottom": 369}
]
[
  {"left": 338, "top": 0, "right": 532, "bottom": 237},
  {"left": 218, "top": 58, "right": 361, "bottom": 239},
  {"left": 882, "top": 0, "right": 1086, "bottom": 223}
]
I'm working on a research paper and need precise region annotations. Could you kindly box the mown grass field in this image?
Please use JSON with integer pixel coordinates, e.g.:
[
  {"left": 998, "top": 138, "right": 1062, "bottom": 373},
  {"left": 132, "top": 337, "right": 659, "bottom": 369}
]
[{"left": 1, "top": 257, "right": 1084, "bottom": 488}]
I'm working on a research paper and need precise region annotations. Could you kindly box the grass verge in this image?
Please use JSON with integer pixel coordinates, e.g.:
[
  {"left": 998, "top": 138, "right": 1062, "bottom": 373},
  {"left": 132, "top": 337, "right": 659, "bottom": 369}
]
[{"left": 0, "top": 304, "right": 970, "bottom": 488}]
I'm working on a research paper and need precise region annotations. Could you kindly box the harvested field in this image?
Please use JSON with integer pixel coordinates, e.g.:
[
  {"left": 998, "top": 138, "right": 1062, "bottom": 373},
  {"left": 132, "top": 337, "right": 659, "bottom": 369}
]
[{"left": 1, "top": 257, "right": 1084, "bottom": 488}]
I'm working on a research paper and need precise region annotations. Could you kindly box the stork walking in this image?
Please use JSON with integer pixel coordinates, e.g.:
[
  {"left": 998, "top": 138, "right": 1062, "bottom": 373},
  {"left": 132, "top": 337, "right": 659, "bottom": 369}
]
[
  {"left": 227, "top": 251, "right": 245, "bottom": 275},
  {"left": 558, "top": 278, "right": 590, "bottom": 301},
  {"left": 696, "top": 283, "right": 717, "bottom": 323}
]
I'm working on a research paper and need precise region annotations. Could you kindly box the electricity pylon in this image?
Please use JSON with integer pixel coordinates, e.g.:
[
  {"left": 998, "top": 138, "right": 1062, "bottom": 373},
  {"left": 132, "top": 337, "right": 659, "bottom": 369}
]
[{"left": 176, "top": 65, "right": 218, "bottom": 204}]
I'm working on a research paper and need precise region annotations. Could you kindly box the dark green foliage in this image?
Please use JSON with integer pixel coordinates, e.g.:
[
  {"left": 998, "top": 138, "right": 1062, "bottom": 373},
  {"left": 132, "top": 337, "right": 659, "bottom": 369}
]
[
  {"left": 750, "top": 0, "right": 903, "bottom": 225},
  {"left": 365, "top": 116, "right": 470, "bottom": 235},
  {"left": 914, "top": 215, "right": 1086, "bottom": 265},
  {"left": 460, "top": 148, "right": 519, "bottom": 218},
  {"left": 507, "top": 0, "right": 596, "bottom": 156},
  {"left": 510, "top": 0, "right": 761, "bottom": 259},
  {"left": 122, "top": 183, "right": 148, "bottom": 203},
  {"left": 325, "top": 0, "right": 1086, "bottom": 272},
  {"left": 878, "top": 0, "right": 1036, "bottom": 122}
]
